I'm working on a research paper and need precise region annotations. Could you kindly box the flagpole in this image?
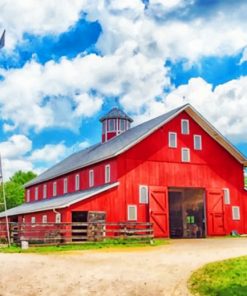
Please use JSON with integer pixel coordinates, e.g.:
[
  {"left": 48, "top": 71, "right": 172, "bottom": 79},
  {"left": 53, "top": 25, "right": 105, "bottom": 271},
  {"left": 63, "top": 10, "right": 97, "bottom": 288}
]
[{"left": 0, "top": 154, "right": 10, "bottom": 246}]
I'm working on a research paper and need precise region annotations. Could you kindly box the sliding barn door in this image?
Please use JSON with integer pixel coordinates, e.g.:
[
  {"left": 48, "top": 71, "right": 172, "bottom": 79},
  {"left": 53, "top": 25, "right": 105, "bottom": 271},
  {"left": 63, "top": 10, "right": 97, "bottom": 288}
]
[
  {"left": 206, "top": 189, "right": 226, "bottom": 236},
  {"left": 149, "top": 186, "right": 169, "bottom": 237}
]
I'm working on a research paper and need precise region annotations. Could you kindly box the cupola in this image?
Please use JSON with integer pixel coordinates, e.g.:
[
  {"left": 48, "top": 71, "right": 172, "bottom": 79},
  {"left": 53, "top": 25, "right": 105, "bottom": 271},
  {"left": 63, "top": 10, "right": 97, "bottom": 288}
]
[{"left": 100, "top": 107, "right": 133, "bottom": 143}]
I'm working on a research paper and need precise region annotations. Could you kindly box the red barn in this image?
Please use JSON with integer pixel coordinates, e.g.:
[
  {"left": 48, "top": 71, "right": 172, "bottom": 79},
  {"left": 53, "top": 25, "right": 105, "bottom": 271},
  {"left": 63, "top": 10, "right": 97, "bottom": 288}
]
[{"left": 1, "top": 103, "right": 247, "bottom": 238}]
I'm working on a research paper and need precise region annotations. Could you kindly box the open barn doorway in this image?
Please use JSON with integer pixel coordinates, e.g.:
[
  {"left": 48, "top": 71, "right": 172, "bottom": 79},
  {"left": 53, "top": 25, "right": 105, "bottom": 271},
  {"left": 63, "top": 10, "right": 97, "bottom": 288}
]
[
  {"left": 72, "top": 211, "right": 88, "bottom": 241},
  {"left": 168, "top": 188, "right": 206, "bottom": 238}
]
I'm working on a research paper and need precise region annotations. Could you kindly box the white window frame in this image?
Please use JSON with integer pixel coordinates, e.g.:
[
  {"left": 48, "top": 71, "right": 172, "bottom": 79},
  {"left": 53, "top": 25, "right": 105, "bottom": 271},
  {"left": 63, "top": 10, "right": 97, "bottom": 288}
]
[
  {"left": 139, "top": 185, "right": 148, "bottom": 204},
  {"left": 55, "top": 213, "right": 61, "bottom": 224},
  {"left": 194, "top": 135, "right": 202, "bottom": 150},
  {"left": 75, "top": 174, "right": 80, "bottom": 191},
  {"left": 35, "top": 187, "right": 38, "bottom": 201},
  {"left": 181, "top": 148, "right": 190, "bottom": 162},
  {"left": 53, "top": 182, "right": 57, "bottom": 197},
  {"left": 105, "top": 164, "right": 111, "bottom": 184},
  {"left": 232, "top": 206, "right": 240, "bottom": 220},
  {"left": 27, "top": 189, "right": 30, "bottom": 202},
  {"left": 181, "top": 119, "right": 189, "bottom": 135},
  {"left": 127, "top": 205, "right": 137, "bottom": 221},
  {"left": 89, "top": 170, "right": 94, "bottom": 187},
  {"left": 64, "top": 178, "right": 68, "bottom": 194},
  {"left": 42, "top": 215, "right": 47, "bottom": 224},
  {"left": 108, "top": 119, "right": 115, "bottom": 131},
  {"left": 223, "top": 188, "right": 230, "bottom": 205},
  {"left": 31, "top": 217, "right": 36, "bottom": 224},
  {"left": 168, "top": 132, "right": 177, "bottom": 148},
  {"left": 43, "top": 184, "right": 47, "bottom": 199}
]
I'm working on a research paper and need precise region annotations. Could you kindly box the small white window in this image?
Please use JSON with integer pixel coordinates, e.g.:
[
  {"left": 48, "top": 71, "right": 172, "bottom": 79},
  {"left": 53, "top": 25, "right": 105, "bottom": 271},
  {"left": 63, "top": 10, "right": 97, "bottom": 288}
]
[
  {"left": 31, "top": 217, "right": 36, "bottom": 224},
  {"left": 181, "top": 148, "right": 190, "bottom": 162},
  {"left": 232, "top": 206, "right": 240, "bottom": 220},
  {"left": 168, "top": 132, "right": 177, "bottom": 148},
  {"left": 53, "top": 182, "right": 57, "bottom": 196},
  {"left": 194, "top": 135, "right": 202, "bottom": 150},
  {"left": 22, "top": 217, "right": 25, "bottom": 223},
  {"left": 89, "top": 170, "right": 94, "bottom": 187},
  {"left": 64, "top": 178, "right": 68, "bottom": 194},
  {"left": 105, "top": 165, "right": 111, "bottom": 183},
  {"left": 108, "top": 119, "right": 115, "bottom": 131},
  {"left": 43, "top": 184, "right": 47, "bottom": 199},
  {"left": 181, "top": 119, "right": 189, "bottom": 134},
  {"left": 139, "top": 185, "right": 148, "bottom": 204},
  {"left": 27, "top": 190, "right": 30, "bottom": 202},
  {"left": 223, "top": 188, "right": 230, "bottom": 205},
  {"left": 42, "top": 215, "right": 47, "bottom": 224},
  {"left": 128, "top": 205, "right": 137, "bottom": 221},
  {"left": 55, "top": 213, "right": 61, "bottom": 224},
  {"left": 35, "top": 187, "right": 38, "bottom": 201},
  {"left": 120, "top": 119, "right": 125, "bottom": 131},
  {"left": 75, "top": 174, "right": 80, "bottom": 191}
]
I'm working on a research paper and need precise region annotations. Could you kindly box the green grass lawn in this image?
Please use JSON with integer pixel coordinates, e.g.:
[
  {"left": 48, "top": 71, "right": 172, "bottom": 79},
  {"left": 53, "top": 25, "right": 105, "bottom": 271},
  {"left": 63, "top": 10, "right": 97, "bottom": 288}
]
[
  {"left": 188, "top": 256, "right": 247, "bottom": 296},
  {"left": 0, "top": 238, "right": 168, "bottom": 254}
]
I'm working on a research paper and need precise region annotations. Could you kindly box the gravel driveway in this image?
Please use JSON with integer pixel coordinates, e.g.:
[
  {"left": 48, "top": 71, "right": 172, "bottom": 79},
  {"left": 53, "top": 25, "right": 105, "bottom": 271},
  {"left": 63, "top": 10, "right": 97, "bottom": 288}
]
[{"left": 0, "top": 238, "right": 247, "bottom": 296}]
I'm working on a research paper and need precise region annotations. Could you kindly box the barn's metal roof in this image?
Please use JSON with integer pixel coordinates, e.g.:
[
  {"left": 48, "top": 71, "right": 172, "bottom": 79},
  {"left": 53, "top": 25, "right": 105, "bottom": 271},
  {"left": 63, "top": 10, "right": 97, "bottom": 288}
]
[
  {"left": 25, "top": 105, "right": 185, "bottom": 187},
  {"left": 99, "top": 107, "right": 133, "bottom": 122},
  {"left": 25, "top": 103, "right": 247, "bottom": 188},
  {"left": 0, "top": 182, "right": 119, "bottom": 217}
]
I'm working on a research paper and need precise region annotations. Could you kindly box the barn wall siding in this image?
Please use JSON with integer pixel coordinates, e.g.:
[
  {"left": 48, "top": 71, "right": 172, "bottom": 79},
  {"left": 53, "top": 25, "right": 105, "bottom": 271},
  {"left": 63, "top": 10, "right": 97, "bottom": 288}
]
[{"left": 117, "top": 111, "right": 247, "bottom": 235}]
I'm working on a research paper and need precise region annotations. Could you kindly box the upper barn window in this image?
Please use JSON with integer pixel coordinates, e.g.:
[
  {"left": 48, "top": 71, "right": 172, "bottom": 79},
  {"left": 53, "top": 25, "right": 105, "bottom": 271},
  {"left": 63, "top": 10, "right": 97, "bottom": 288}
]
[
  {"left": 139, "top": 185, "right": 148, "bottom": 204},
  {"left": 75, "top": 174, "right": 80, "bottom": 191},
  {"left": 64, "top": 178, "right": 68, "bottom": 194},
  {"left": 53, "top": 182, "right": 57, "bottom": 197},
  {"left": 194, "top": 135, "right": 202, "bottom": 150},
  {"left": 27, "top": 190, "right": 30, "bottom": 202},
  {"left": 43, "top": 184, "right": 47, "bottom": 199},
  {"left": 168, "top": 132, "right": 177, "bottom": 148},
  {"left": 223, "top": 188, "right": 230, "bottom": 205},
  {"left": 105, "top": 165, "right": 111, "bottom": 184},
  {"left": 35, "top": 187, "right": 38, "bottom": 201},
  {"left": 89, "top": 170, "right": 94, "bottom": 187},
  {"left": 181, "top": 119, "right": 189, "bottom": 134},
  {"left": 181, "top": 148, "right": 190, "bottom": 162}
]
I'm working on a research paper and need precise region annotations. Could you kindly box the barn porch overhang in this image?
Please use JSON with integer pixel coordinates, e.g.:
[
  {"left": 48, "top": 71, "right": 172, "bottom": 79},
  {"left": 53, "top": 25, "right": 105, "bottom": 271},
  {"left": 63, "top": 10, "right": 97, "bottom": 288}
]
[{"left": 0, "top": 182, "right": 119, "bottom": 218}]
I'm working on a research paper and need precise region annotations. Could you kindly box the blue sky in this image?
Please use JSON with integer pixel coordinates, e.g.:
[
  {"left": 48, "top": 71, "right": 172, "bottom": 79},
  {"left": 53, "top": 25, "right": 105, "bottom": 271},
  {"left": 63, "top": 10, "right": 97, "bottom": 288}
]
[{"left": 0, "top": 0, "right": 247, "bottom": 178}]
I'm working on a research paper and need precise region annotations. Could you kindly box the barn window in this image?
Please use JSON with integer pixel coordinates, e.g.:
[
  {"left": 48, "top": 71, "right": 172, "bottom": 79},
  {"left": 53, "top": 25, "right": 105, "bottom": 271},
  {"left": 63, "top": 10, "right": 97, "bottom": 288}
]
[
  {"left": 103, "top": 121, "right": 107, "bottom": 134},
  {"left": 55, "top": 213, "right": 61, "bottom": 224},
  {"left": 42, "top": 215, "right": 47, "bottom": 224},
  {"left": 128, "top": 205, "right": 137, "bottom": 221},
  {"left": 22, "top": 217, "right": 25, "bottom": 223},
  {"left": 75, "top": 174, "right": 80, "bottom": 191},
  {"left": 27, "top": 190, "right": 30, "bottom": 202},
  {"left": 108, "top": 119, "right": 115, "bottom": 131},
  {"left": 181, "top": 119, "right": 189, "bottom": 134},
  {"left": 64, "top": 178, "right": 68, "bottom": 194},
  {"left": 35, "top": 187, "right": 38, "bottom": 201},
  {"left": 105, "top": 164, "right": 111, "bottom": 183},
  {"left": 31, "top": 217, "right": 36, "bottom": 224},
  {"left": 168, "top": 132, "right": 177, "bottom": 148},
  {"left": 53, "top": 182, "right": 57, "bottom": 196},
  {"left": 43, "top": 184, "right": 47, "bottom": 199},
  {"left": 194, "top": 135, "right": 202, "bottom": 150},
  {"left": 181, "top": 148, "right": 190, "bottom": 162},
  {"left": 223, "top": 188, "right": 230, "bottom": 205},
  {"left": 139, "top": 185, "right": 148, "bottom": 204},
  {"left": 232, "top": 206, "right": 240, "bottom": 220},
  {"left": 89, "top": 170, "right": 94, "bottom": 187},
  {"left": 120, "top": 119, "right": 125, "bottom": 131}
]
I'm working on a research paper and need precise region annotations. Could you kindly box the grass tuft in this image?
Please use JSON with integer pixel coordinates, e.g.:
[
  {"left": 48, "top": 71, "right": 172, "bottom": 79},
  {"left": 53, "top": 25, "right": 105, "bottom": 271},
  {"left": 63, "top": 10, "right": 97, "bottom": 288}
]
[
  {"left": 0, "top": 238, "right": 168, "bottom": 254},
  {"left": 188, "top": 256, "right": 247, "bottom": 296}
]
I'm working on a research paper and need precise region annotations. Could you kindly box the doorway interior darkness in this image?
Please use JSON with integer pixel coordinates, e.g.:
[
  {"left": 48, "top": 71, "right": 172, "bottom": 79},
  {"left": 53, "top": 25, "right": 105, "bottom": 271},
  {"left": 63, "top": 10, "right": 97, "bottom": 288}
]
[{"left": 168, "top": 188, "right": 206, "bottom": 238}]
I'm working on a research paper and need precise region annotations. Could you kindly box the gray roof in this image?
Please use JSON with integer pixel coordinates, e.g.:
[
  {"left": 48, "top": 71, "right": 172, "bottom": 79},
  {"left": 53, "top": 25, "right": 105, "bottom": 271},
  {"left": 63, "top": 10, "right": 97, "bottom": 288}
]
[
  {"left": 25, "top": 103, "right": 247, "bottom": 188},
  {"left": 0, "top": 182, "right": 119, "bottom": 217},
  {"left": 99, "top": 107, "right": 133, "bottom": 122},
  {"left": 25, "top": 105, "right": 185, "bottom": 187}
]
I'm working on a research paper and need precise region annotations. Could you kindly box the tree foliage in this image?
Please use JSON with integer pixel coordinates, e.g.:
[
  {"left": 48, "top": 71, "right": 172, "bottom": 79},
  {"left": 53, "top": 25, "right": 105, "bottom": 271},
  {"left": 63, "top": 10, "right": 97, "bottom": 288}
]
[{"left": 0, "top": 171, "right": 37, "bottom": 212}]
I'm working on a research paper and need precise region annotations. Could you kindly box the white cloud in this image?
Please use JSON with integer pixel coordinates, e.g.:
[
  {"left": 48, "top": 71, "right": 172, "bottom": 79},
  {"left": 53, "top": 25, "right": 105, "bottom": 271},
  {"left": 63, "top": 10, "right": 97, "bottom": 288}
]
[
  {"left": 0, "top": 135, "right": 32, "bottom": 159},
  {"left": 29, "top": 143, "right": 68, "bottom": 163},
  {"left": 0, "top": 0, "right": 87, "bottom": 50}
]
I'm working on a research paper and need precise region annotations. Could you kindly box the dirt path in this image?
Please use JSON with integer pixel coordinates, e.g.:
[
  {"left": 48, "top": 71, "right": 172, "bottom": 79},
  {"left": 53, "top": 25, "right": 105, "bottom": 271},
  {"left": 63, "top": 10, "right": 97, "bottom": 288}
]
[{"left": 0, "top": 238, "right": 247, "bottom": 296}]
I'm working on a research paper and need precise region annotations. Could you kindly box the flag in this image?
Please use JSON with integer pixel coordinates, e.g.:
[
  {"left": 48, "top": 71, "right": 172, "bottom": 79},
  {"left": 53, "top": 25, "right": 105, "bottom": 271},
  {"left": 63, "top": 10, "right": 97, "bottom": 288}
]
[{"left": 0, "top": 30, "right": 5, "bottom": 49}]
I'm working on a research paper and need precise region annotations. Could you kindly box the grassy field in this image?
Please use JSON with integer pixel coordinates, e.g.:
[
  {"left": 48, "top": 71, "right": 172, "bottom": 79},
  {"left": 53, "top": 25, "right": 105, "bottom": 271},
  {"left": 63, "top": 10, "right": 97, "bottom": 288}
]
[
  {"left": 188, "top": 256, "right": 247, "bottom": 296},
  {"left": 0, "top": 238, "right": 168, "bottom": 253}
]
